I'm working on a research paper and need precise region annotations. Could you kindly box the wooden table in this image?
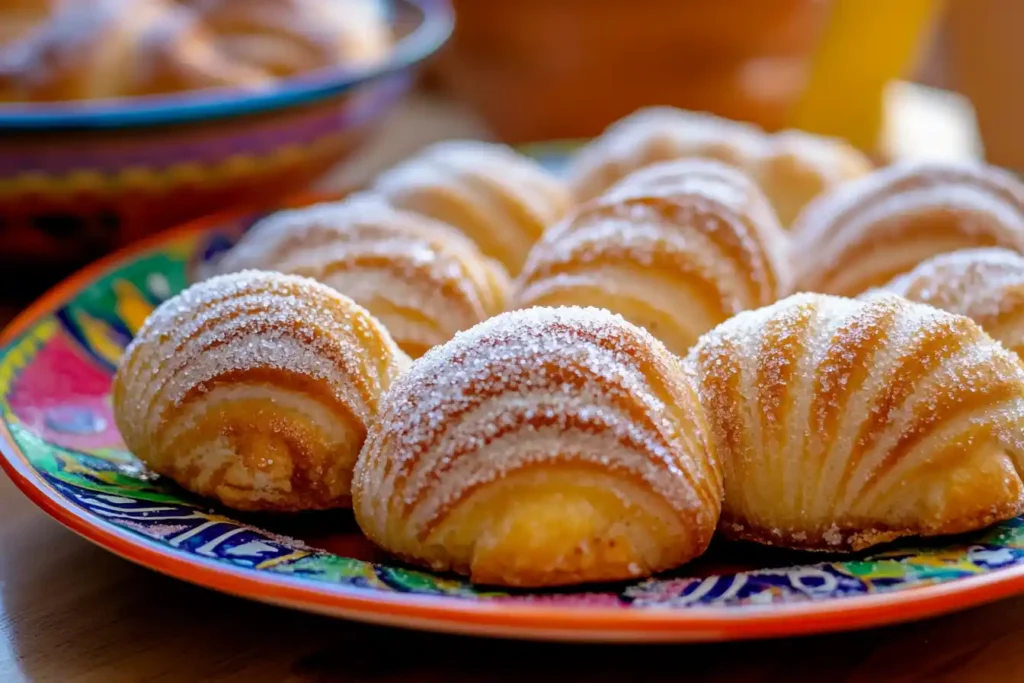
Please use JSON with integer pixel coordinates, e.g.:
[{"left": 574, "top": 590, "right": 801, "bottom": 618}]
[{"left": 1, "top": 90, "right": 1019, "bottom": 682}]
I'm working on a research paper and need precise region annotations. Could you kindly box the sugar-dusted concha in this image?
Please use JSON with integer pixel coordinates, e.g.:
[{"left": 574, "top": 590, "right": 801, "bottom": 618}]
[
  {"left": 752, "top": 128, "right": 874, "bottom": 227},
  {"left": 686, "top": 291, "right": 1024, "bottom": 551},
  {"left": 878, "top": 247, "right": 1024, "bottom": 357},
  {"left": 371, "top": 140, "right": 573, "bottom": 274},
  {"left": 353, "top": 306, "right": 723, "bottom": 587},
  {"left": 791, "top": 162, "right": 1024, "bottom": 297},
  {"left": 0, "top": 0, "right": 393, "bottom": 102},
  {"left": 568, "top": 107, "right": 871, "bottom": 225},
  {"left": 514, "top": 159, "right": 790, "bottom": 356},
  {"left": 210, "top": 194, "right": 510, "bottom": 358},
  {"left": 0, "top": 0, "right": 268, "bottom": 102},
  {"left": 193, "top": 0, "right": 393, "bottom": 75},
  {"left": 113, "top": 270, "right": 409, "bottom": 512}
]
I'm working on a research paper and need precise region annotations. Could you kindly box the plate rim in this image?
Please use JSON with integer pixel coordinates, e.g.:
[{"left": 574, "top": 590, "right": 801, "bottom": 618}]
[{"left": 3, "top": 201, "right": 1024, "bottom": 642}]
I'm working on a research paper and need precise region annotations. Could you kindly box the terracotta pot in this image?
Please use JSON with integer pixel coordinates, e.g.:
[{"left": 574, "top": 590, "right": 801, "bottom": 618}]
[{"left": 433, "top": 0, "right": 831, "bottom": 142}]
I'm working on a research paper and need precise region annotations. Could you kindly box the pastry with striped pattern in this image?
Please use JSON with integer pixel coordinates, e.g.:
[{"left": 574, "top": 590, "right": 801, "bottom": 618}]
[
  {"left": 686, "top": 291, "right": 1024, "bottom": 551},
  {"left": 210, "top": 194, "right": 510, "bottom": 358},
  {"left": 568, "top": 107, "right": 871, "bottom": 226},
  {"left": 514, "top": 159, "right": 790, "bottom": 357},
  {"left": 0, "top": 0, "right": 391, "bottom": 102},
  {"left": 791, "top": 162, "right": 1024, "bottom": 297},
  {"left": 353, "top": 306, "right": 723, "bottom": 587},
  {"left": 878, "top": 247, "right": 1024, "bottom": 357},
  {"left": 113, "top": 270, "right": 409, "bottom": 512},
  {"left": 371, "top": 140, "right": 573, "bottom": 275},
  {"left": 191, "top": 0, "right": 392, "bottom": 76}
]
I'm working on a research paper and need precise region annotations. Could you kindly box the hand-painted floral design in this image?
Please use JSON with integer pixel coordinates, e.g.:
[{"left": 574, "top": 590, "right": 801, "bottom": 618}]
[{"left": 2, "top": 209, "right": 1024, "bottom": 611}]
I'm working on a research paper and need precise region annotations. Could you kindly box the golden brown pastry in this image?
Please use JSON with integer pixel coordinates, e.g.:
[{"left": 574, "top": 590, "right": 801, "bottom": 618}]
[
  {"left": 0, "top": 0, "right": 390, "bottom": 102},
  {"left": 113, "top": 270, "right": 409, "bottom": 512},
  {"left": 753, "top": 129, "right": 873, "bottom": 228},
  {"left": 569, "top": 107, "right": 872, "bottom": 226},
  {"left": 0, "top": 0, "right": 267, "bottom": 101},
  {"left": 353, "top": 306, "right": 723, "bottom": 587},
  {"left": 514, "top": 159, "right": 790, "bottom": 357},
  {"left": 210, "top": 194, "right": 510, "bottom": 358},
  {"left": 686, "top": 291, "right": 1024, "bottom": 551},
  {"left": 0, "top": 0, "right": 55, "bottom": 45},
  {"left": 878, "top": 247, "right": 1024, "bottom": 357},
  {"left": 371, "top": 140, "right": 573, "bottom": 275},
  {"left": 189, "top": 0, "right": 391, "bottom": 76},
  {"left": 790, "top": 162, "right": 1024, "bottom": 297}
]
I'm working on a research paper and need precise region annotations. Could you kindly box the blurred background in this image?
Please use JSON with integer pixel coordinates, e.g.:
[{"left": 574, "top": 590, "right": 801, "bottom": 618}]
[
  {"left": 0, "top": 0, "right": 1020, "bottom": 300},
  {"left": 406, "top": 0, "right": 1016, "bottom": 167}
]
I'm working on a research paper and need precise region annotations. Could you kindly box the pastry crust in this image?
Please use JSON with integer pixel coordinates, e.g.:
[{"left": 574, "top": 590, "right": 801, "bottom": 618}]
[
  {"left": 0, "top": 0, "right": 265, "bottom": 101},
  {"left": 190, "top": 0, "right": 391, "bottom": 76},
  {"left": 0, "top": 0, "right": 390, "bottom": 102},
  {"left": 113, "top": 270, "right": 408, "bottom": 512},
  {"left": 210, "top": 194, "right": 510, "bottom": 358},
  {"left": 686, "top": 291, "right": 1024, "bottom": 552},
  {"left": 514, "top": 159, "right": 790, "bottom": 356},
  {"left": 371, "top": 140, "right": 573, "bottom": 275},
  {"left": 754, "top": 129, "right": 873, "bottom": 229},
  {"left": 569, "top": 107, "right": 871, "bottom": 226},
  {"left": 352, "top": 306, "right": 723, "bottom": 587},
  {"left": 791, "top": 162, "right": 1024, "bottom": 297},
  {"left": 878, "top": 247, "right": 1024, "bottom": 357},
  {"left": 0, "top": 0, "right": 55, "bottom": 46}
]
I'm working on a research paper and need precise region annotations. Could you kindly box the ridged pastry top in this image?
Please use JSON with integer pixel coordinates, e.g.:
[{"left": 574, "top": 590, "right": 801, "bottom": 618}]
[
  {"left": 354, "top": 306, "right": 723, "bottom": 567},
  {"left": 115, "top": 269, "right": 407, "bottom": 445},
  {"left": 753, "top": 128, "right": 874, "bottom": 227},
  {"left": 687, "top": 291, "right": 1024, "bottom": 550},
  {"left": 0, "top": 0, "right": 391, "bottom": 102},
  {"left": 114, "top": 270, "right": 408, "bottom": 510},
  {"left": 211, "top": 194, "right": 510, "bottom": 358},
  {"left": 371, "top": 140, "right": 573, "bottom": 275},
  {"left": 791, "top": 162, "right": 1024, "bottom": 297},
  {"left": 568, "top": 106, "right": 871, "bottom": 225},
  {"left": 880, "top": 247, "right": 1024, "bottom": 356},
  {"left": 569, "top": 108, "right": 764, "bottom": 201},
  {"left": 515, "top": 159, "right": 791, "bottom": 355},
  {"left": 190, "top": 0, "right": 391, "bottom": 76}
]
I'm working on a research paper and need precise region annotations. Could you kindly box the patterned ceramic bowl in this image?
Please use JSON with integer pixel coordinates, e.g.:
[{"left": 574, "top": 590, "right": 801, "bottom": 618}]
[{"left": 0, "top": 0, "right": 452, "bottom": 282}]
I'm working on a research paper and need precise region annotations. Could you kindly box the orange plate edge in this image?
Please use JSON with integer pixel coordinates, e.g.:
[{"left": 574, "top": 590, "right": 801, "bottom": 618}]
[{"left": 2, "top": 198, "right": 1024, "bottom": 643}]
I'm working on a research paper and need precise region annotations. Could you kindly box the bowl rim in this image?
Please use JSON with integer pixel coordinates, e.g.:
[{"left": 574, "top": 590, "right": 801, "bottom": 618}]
[{"left": 0, "top": 0, "right": 453, "bottom": 131}]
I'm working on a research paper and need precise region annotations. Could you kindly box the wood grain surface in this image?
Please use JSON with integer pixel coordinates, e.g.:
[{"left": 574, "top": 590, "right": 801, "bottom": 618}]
[{"left": 0, "top": 91, "right": 1011, "bottom": 683}]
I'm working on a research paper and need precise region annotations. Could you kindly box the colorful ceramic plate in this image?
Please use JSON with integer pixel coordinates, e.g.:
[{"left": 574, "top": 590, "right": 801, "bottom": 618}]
[{"left": 4, "top": 164, "right": 1024, "bottom": 642}]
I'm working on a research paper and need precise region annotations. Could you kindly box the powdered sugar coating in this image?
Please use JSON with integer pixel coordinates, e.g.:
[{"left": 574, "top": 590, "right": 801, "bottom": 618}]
[
  {"left": 514, "top": 159, "right": 791, "bottom": 356},
  {"left": 3, "top": 0, "right": 266, "bottom": 100},
  {"left": 877, "top": 247, "right": 1024, "bottom": 356},
  {"left": 790, "top": 161, "right": 1024, "bottom": 297},
  {"left": 353, "top": 306, "right": 722, "bottom": 586},
  {"left": 113, "top": 270, "right": 409, "bottom": 512},
  {"left": 686, "top": 291, "right": 1024, "bottom": 551},
  {"left": 752, "top": 129, "right": 873, "bottom": 226},
  {"left": 371, "top": 140, "right": 572, "bottom": 274},
  {"left": 210, "top": 193, "right": 509, "bottom": 358},
  {"left": 0, "top": 0, "right": 392, "bottom": 102},
  {"left": 568, "top": 106, "right": 871, "bottom": 225},
  {"left": 195, "top": 0, "right": 393, "bottom": 72}
]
